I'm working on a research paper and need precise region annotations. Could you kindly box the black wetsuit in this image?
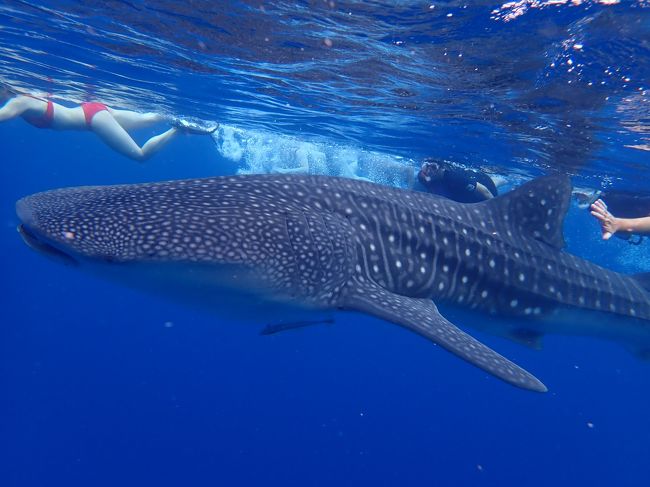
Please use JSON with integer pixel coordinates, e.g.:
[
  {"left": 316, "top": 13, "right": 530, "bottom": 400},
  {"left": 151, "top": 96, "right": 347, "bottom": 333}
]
[
  {"left": 418, "top": 165, "right": 498, "bottom": 203},
  {"left": 599, "top": 190, "right": 650, "bottom": 219}
]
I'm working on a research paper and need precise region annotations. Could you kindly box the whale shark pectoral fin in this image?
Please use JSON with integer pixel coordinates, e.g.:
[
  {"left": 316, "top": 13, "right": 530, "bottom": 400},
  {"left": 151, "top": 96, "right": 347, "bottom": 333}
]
[
  {"left": 260, "top": 318, "right": 335, "bottom": 335},
  {"left": 343, "top": 280, "right": 547, "bottom": 392}
]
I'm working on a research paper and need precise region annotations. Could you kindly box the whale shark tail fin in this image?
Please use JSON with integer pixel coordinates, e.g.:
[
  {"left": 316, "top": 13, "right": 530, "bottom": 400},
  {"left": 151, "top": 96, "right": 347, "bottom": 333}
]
[
  {"left": 488, "top": 174, "right": 572, "bottom": 250},
  {"left": 343, "top": 278, "right": 547, "bottom": 392}
]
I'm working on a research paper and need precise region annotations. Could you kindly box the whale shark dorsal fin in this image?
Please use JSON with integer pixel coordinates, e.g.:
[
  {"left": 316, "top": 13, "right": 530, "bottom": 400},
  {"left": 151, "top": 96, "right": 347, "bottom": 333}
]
[
  {"left": 343, "top": 279, "right": 547, "bottom": 392},
  {"left": 489, "top": 175, "right": 572, "bottom": 249}
]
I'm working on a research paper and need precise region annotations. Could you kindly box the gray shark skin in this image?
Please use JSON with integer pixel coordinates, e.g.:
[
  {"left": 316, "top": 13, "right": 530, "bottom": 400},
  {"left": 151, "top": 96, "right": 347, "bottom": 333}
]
[{"left": 15, "top": 174, "right": 650, "bottom": 392}]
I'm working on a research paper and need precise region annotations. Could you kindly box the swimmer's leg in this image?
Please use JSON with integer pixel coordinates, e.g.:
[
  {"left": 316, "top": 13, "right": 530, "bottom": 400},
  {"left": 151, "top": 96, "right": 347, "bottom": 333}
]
[
  {"left": 0, "top": 96, "right": 30, "bottom": 122},
  {"left": 107, "top": 108, "right": 167, "bottom": 131},
  {"left": 90, "top": 110, "right": 178, "bottom": 161}
]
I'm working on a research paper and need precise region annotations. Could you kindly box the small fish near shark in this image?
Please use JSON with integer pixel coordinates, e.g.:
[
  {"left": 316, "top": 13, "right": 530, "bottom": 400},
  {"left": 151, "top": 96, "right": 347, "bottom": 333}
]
[{"left": 15, "top": 174, "right": 650, "bottom": 392}]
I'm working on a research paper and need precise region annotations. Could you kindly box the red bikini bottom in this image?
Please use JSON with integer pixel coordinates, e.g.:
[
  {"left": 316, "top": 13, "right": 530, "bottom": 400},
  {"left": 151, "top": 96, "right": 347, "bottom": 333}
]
[{"left": 81, "top": 102, "right": 108, "bottom": 127}]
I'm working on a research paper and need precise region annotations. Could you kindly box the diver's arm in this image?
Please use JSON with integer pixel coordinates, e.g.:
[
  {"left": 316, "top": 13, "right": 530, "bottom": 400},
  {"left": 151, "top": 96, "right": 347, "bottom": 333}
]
[
  {"left": 475, "top": 182, "right": 495, "bottom": 200},
  {"left": 615, "top": 216, "right": 650, "bottom": 236}
]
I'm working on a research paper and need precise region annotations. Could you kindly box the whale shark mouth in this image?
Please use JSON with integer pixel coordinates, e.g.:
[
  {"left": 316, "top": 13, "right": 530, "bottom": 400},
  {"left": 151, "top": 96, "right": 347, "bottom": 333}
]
[{"left": 18, "top": 224, "right": 78, "bottom": 267}]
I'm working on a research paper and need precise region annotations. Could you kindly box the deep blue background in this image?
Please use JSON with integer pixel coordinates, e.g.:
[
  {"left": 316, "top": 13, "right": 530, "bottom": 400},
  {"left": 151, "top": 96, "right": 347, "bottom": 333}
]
[{"left": 2, "top": 1, "right": 650, "bottom": 486}]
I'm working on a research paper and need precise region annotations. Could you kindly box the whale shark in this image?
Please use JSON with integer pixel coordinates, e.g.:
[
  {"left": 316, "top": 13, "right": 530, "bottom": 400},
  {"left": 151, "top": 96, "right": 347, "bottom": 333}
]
[{"left": 15, "top": 174, "right": 650, "bottom": 392}]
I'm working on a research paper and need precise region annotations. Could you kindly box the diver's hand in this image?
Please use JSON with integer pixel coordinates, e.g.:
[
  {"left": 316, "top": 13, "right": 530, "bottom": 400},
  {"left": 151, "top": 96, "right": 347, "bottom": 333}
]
[{"left": 590, "top": 199, "right": 620, "bottom": 240}]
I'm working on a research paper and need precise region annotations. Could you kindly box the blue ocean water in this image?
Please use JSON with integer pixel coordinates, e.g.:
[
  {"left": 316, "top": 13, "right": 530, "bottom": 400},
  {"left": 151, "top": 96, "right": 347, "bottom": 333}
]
[{"left": 1, "top": 1, "right": 650, "bottom": 486}]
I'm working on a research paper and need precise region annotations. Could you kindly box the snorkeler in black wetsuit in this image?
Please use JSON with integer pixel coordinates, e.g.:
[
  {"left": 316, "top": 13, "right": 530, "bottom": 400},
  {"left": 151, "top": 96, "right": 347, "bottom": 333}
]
[
  {"left": 594, "top": 190, "right": 650, "bottom": 220},
  {"left": 416, "top": 158, "right": 498, "bottom": 203},
  {"left": 576, "top": 189, "right": 650, "bottom": 219}
]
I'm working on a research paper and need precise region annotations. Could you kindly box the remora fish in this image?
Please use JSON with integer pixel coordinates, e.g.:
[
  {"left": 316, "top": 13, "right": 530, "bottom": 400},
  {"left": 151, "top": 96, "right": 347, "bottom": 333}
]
[{"left": 15, "top": 174, "right": 650, "bottom": 392}]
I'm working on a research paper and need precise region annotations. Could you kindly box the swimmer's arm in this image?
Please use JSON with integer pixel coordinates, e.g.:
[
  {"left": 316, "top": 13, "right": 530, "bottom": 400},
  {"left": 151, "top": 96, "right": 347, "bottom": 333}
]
[{"left": 0, "top": 96, "right": 29, "bottom": 122}]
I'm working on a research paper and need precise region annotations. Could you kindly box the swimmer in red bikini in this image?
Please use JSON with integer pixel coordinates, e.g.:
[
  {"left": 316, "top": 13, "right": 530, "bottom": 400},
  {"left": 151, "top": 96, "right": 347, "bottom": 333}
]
[{"left": 0, "top": 85, "right": 216, "bottom": 161}]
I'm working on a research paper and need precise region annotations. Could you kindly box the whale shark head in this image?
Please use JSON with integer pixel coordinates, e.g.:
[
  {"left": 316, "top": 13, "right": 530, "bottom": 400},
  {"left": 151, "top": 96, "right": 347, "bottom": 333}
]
[
  {"left": 16, "top": 185, "right": 118, "bottom": 265},
  {"left": 16, "top": 181, "right": 240, "bottom": 265}
]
